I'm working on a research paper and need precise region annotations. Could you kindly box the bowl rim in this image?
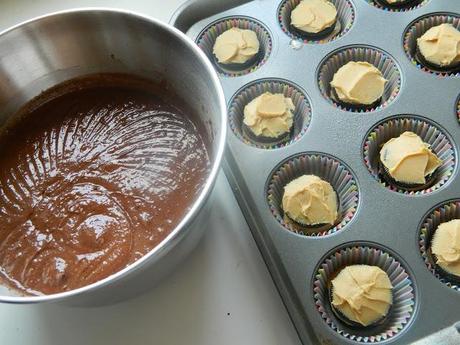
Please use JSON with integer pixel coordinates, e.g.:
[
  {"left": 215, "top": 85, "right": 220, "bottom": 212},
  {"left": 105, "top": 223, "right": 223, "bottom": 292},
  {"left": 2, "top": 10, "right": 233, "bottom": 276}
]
[{"left": 0, "top": 7, "right": 227, "bottom": 304}]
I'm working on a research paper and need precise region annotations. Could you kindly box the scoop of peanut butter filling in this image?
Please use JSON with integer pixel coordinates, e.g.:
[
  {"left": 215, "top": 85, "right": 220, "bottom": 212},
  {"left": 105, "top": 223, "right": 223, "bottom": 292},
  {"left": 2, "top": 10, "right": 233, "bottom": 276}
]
[
  {"left": 290, "top": 0, "right": 338, "bottom": 34},
  {"left": 332, "top": 265, "right": 393, "bottom": 327},
  {"left": 282, "top": 175, "right": 338, "bottom": 226},
  {"left": 417, "top": 23, "right": 460, "bottom": 68},
  {"left": 243, "top": 92, "right": 295, "bottom": 138},
  {"left": 330, "top": 61, "right": 387, "bottom": 105},
  {"left": 380, "top": 131, "right": 441, "bottom": 185},
  {"left": 213, "top": 28, "right": 260, "bottom": 64}
]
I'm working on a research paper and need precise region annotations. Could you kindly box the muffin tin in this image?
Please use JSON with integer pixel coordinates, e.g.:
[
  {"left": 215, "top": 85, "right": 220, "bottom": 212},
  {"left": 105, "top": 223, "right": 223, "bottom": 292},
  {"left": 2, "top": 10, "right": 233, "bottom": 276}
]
[{"left": 171, "top": 0, "right": 460, "bottom": 343}]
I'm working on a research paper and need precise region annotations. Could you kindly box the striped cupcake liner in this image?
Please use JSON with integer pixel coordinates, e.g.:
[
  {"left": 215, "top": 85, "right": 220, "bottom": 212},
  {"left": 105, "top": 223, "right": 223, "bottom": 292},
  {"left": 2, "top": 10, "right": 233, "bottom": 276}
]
[
  {"left": 419, "top": 200, "right": 460, "bottom": 291},
  {"left": 313, "top": 244, "right": 417, "bottom": 343},
  {"left": 277, "top": 0, "right": 355, "bottom": 44},
  {"left": 228, "top": 78, "right": 312, "bottom": 149},
  {"left": 365, "top": 0, "right": 429, "bottom": 12},
  {"left": 267, "top": 153, "right": 359, "bottom": 236},
  {"left": 196, "top": 16, "right": 272, "bottom": 77},
  {"left": 318, "top": 46, "right": 401, "bottom": 113},
  {"left": 403, "top": 13, "right": 460, "bottom": 77},
  {"left": 363, "top": 115, "right": 456, "bottom": 195}
]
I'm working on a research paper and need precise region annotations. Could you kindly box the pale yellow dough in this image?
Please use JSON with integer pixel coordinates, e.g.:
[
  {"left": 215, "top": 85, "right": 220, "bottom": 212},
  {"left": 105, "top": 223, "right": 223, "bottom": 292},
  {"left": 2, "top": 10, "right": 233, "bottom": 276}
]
[
  {"left": 417, "top": 23, "right": 460, "bottom": 68},
  {"left": 290, "top": 0, "right": 337, "bottom": 34},
  {"left": 330, "top": 61, "right": 387, "bottom": 105},
  {"left": 213, "top": 28, "right": 260, "bottom": 65},
  {"left": 243, "top": 92, "right": 294, "bottom": 138},
  {"left": 282, "top": 175, "right": 338, "bottom": 226},
  {"left": 432, "top": 219, "right": 460, "bottom": 277},
  {"left": 380, "top": 131, "right": 442, "bottom": 185},
  {"left": 331, "top": 265, "right": 393, "bottom": 327}
]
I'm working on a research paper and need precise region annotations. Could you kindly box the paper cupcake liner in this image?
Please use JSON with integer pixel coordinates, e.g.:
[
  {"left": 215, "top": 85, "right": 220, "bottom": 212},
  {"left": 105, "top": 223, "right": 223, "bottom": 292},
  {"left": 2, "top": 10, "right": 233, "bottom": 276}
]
[
  {"left": 277, "top": 0, "right": 355, "bottom": 44},
  {"left": 313, "top": 244, "right": 416, "bottom": 343},
  {"left": 365, "top": 0, "right": 429, "bottom": 12},
  {"left": 403, "top": 13, "right": 460, "bottom": 77},
  {"left": 196, "top": 16, "right": 272, "bottom": 77},
  {"left": 419, "top": 200, "right": 460, "bottom": 291},
  {"left": 267, "top": 153, "right": 359, "bottom": 236},
  {"left": 228, "top": 79, "right": 312, "bottom": 149},
  {"left": 318, "top": 46, "right": 401, "bottom": 113},
  {"left": 363, "top": 115, "right": 455, "bottom": 195}
]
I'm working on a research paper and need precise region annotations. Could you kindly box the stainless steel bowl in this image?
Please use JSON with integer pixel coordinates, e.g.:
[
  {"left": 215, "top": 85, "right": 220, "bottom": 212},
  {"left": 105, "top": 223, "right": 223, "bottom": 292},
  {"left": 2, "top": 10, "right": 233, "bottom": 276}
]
[{"left": 0, "top": 8, "right": 226, "bottom": 305}]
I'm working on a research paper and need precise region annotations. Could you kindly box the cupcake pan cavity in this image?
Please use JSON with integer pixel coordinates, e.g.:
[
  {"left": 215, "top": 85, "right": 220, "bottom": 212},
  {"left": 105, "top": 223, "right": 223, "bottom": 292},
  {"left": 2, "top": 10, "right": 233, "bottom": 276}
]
[
  {"left": 267, "top": 153, "right": 359, "bottom": 236},
  {"left": 317, "top": 45, "right": 401, "bottom": 112},
  {"left": 179, "top": 0, "right": 460, "bottom": 343},
  {"left": 313, "top": 244, "right": 416, "bottom": 343},
  {"left": 196, "top": 16, "right": 272, "bottom": 77},
  {"left": 419, "top": 200, "right": 460, "bottom": 291},
  {"left": 277, "top": 0, "right": 355, "bottom": 44},
  {"left": 403, "top": 13, "right": 460, "bottom": 77},
  {"left": 363, "top": 115, "right": 456, "bottom": 195},
  {"left": 228, "top": 78, "right": 311, "bottom": 149}
]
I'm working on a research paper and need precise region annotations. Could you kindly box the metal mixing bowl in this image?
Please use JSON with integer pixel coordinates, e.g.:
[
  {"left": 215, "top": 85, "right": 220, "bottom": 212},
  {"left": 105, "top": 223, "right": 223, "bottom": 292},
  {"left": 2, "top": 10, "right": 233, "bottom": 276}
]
[{"left": 0, "top": 8, "right": 226, "bottom": 305}]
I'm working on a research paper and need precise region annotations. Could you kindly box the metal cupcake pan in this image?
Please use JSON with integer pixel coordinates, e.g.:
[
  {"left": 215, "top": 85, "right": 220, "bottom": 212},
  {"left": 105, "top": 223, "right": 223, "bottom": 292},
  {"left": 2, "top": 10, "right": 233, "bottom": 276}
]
[{"left": 171, "top": 0, "right": 460, "bottom": 344}]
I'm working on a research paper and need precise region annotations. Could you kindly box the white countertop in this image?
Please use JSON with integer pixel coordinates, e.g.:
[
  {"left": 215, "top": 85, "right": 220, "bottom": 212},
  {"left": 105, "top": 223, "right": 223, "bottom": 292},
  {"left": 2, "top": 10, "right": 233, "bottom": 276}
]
[{"left": 0, "top": 1, "right": 301, "bottom": 344}]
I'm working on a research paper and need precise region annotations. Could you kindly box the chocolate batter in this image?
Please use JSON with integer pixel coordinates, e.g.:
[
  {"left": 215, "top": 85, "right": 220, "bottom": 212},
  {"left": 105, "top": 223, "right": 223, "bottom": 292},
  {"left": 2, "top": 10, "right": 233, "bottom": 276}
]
[{"left": 0, "top": 74, "right": 210, "bottom": 295}]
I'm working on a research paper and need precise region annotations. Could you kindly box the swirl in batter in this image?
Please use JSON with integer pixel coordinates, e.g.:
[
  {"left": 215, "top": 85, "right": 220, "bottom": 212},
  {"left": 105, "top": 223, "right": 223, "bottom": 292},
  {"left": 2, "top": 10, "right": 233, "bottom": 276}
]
[{"left": 0, "top": 75, "right": 210, "bottom": 295}]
